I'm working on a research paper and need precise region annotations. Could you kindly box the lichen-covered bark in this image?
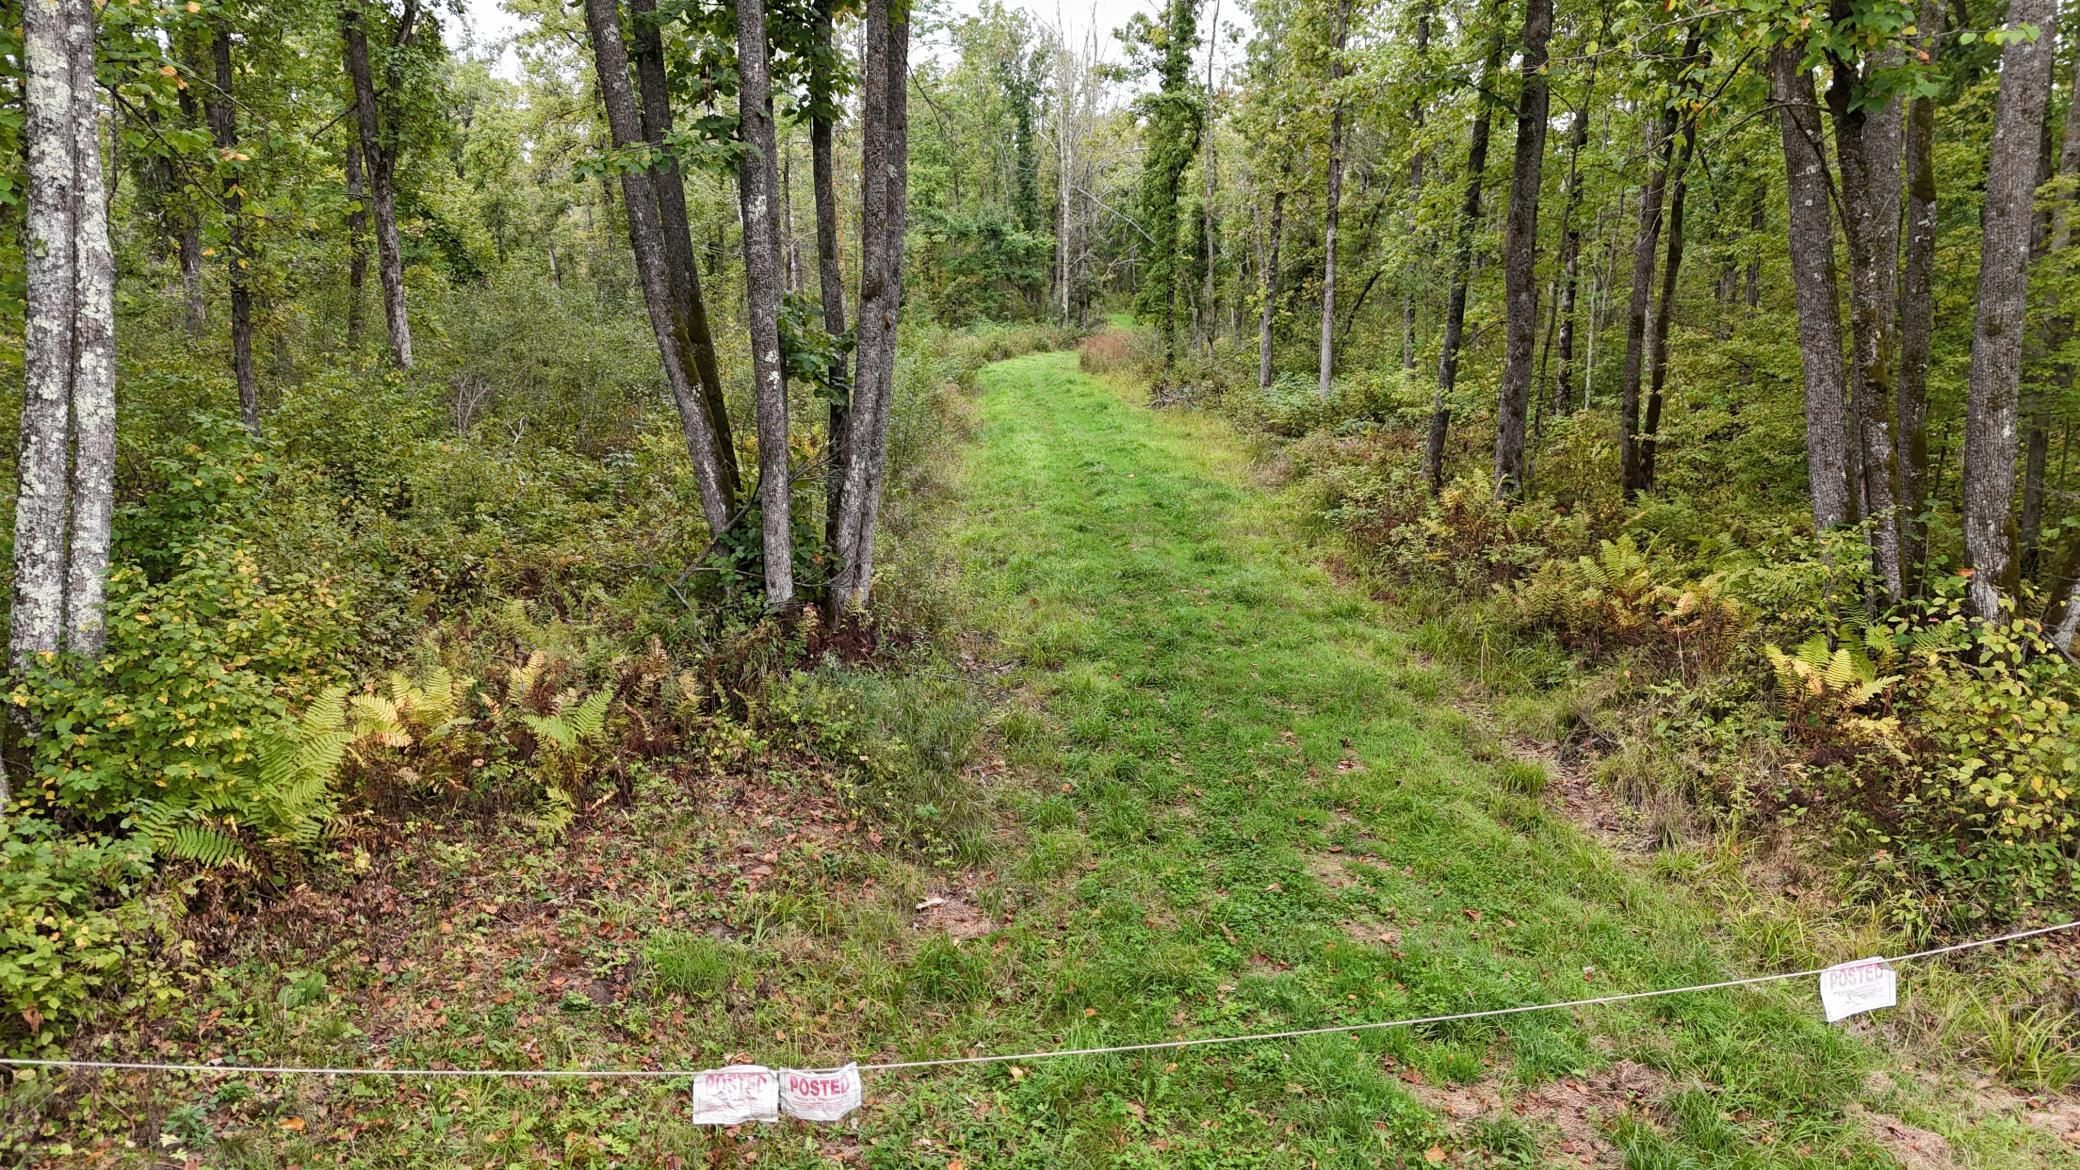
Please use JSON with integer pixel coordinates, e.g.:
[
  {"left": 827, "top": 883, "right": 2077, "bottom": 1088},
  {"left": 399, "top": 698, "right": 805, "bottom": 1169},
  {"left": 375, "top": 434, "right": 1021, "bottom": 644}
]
[
  {"left": 65, "top": 0, "right": 115, "bottom": 658},
  {"left": 1771, "top": 46, "right": 1854, "bottom": 536},
  {"left": 1963, "top": 0, "right": 2055, "bottom": 623},
  {"left": 14, "top": 0, "right": 81, "bottom": 671},
  {"left": 1491, "top": 0, "right": 1553, "bottom": 499},
  {"left": 734, "top": 0, "right": 795, "bottom": 610}
]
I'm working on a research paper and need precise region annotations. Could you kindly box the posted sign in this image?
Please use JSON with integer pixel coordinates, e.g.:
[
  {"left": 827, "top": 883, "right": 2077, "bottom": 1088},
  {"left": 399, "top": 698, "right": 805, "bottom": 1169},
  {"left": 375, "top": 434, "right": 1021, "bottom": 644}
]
[
  {"left": 1819, "top": 957, "right": 1897, "bottom": 1023},
  {"left": 691, "top": 1065, "right": 780, "bottom": 1125},
  {"left": 780, "top": 1064, "right": 863, "bottom": 1121},
  {"left": 691, "top": 1063, "right": 863, "bottom": 1124}
]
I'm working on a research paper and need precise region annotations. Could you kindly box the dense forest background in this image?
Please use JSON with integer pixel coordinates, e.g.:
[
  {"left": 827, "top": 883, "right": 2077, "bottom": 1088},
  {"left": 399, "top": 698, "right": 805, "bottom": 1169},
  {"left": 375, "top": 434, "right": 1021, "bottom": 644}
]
[{"left": 0, "top": 0, "right": 2074, "bottom": 1136}]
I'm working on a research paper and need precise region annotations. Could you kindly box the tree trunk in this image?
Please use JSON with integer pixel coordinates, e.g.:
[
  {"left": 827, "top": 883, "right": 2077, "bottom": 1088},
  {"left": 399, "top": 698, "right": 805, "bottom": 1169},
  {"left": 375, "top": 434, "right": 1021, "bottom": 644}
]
[
  {"left": 1827, "top": 48, "right": 1906, "bottom": 600},
  {"left": 1639, "top": 104, "right": 1699, "bottom": 496},
  {"left": 1896, "top": 0, "right": 1943, "bottom": 594},
  {"left": 827, "top": 0, "right": 910, "bottom": 617},
  {"left": 1402, "top": 2, "right": 1431, "bottom": 373},
  {"left": 12, "top": 0, "right": 116, "bottom": 688},
  {"left": 629, "top": 0, "right": 740, "bottom": 502},
  {"left": 735, "top": 0, "right": 795, "bottom": 610},
  {"left": 1771, "top": 45, "right": 1855, "bottom": 535},
  {"left": 1492, "top": 0, "right": 1553, "bottom": 499},
  {"left": 344, "top": 130, "right": 369, "bottom": 352},
  {"left": 1201, "top": 0, "right": 1221, "bottom": 357},
  {"left": 1552, "top": 105, "right": 1591, "bottom": 415},
  {"left": 579, "top": 0, "right": 736, "bottom": 537},
  {"left": 1257, "top": 182, "right": 1284, "bottom": 392},
  {"left": 1619, "top": 32, "right": 1697, "bottom": 496},
  {"left": 812, "top": 0, "right": 851, "bottom": 555},
  {"left": 342, "top": 0, "right": 413, "bottom": 370},
  {"left": 2045, "top": 525, "right": 2080, "bottom": 651},
  {"left": 1427, "top": 24, "right": 1504, "bottom": 494},
  {"left": 1318, "top": 0, "right": 1352, "bottom": 399},
  {"left": 65, "top": 0, "right": 114, "bottom": 659},
  {"left": 205, "top": 27, "right": 259, "bottom": 434},
  {"left": 1963, "top": 0, "right": 2055, "bottom": 624}
]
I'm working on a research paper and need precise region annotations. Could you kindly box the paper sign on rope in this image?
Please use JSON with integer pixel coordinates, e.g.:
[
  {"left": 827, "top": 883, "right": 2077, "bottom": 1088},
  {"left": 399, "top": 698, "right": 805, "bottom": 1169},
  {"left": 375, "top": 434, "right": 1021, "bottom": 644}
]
[
  {"left": 1819, "top": 957, "right": 1897, "bottom": 1023},
  {"left": 690, "top": 1065, "right": 780, "bottom": 1124},
  {"left": 779, "top": 1064, "right": 863, "bottom": 1121}
]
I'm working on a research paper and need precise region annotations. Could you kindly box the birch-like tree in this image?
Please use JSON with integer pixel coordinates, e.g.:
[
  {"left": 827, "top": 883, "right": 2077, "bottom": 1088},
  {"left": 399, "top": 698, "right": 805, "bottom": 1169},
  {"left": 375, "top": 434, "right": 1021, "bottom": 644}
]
[{"left": 9, "top": 0, "right": 118, "bottom": 810}]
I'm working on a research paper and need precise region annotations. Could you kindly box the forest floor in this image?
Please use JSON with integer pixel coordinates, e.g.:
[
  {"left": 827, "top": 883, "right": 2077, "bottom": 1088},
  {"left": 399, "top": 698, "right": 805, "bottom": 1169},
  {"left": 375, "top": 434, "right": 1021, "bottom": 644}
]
[{"left": 18, "top": 351, "right": 2079, "bottom": 1168}]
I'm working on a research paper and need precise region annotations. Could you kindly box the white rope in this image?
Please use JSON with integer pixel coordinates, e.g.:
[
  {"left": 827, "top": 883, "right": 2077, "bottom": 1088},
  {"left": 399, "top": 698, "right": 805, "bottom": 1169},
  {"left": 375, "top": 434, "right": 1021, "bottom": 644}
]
[{"left": 4, "top": 919, "right": 2072, "bottom": 1080}]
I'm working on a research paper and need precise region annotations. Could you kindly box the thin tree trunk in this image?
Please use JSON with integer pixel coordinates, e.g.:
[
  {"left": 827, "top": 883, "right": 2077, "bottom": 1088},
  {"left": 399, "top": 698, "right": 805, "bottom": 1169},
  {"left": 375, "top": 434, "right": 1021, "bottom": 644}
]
[
  {"left": 735, "top": 0, "right": 794, "bottom": 610},
  {"left": 1638, "top": 115, "right": 1694, "bottom": 496},
  {"left": 205, "top": 27, "right": 259, "bottom": 434},
  {"left": 1828, "top": 46, "right": 1906, "bottom": 600},
  {"left": 1897, "top": 0, "right": 1943, "bottom": 595},
  {"left": 1402, "top": 1, "right": 1432, "bottom": 373},
  {"left": 813, "top": 0, "right": 851, "bottom": 556},
  {"left": 1201, "top": 0, "right": 1221, "bottom": 357},
  {"left": 579, "top": 0, "right": 735, "bottom": 537},
  {"left": 1318, "top": 0, "right": 1352, "bottom": 399},
  {"left": 1963, "top": 0, "right": 2055, "bottom": 623},
  {"left": 1492, "top": 0, "right": 1553, "bottom": 499},
  {"left": 1428, "top": 23, "right": 1504, "bottom": 494},
  {"left": 1257, "top": 181, "right": 1284, "bottom": 392},
  {"left": 628, "top": 0, "right": 739, "bottom": 501},
  {"left": 344, "top": 130, "right": 369, "bottom": 351},
  {"left": 1619, "top": 33, "right": 1696, "bottom": 496},
  {"left": 1552, "top": 104, "right": 1592, "bottom": 415},
  {"left": 1771, "top": 45, "right": 1854, "bottom": 534},
  {"left": 342, "top": 0, "right": 413, "bottom": 369},
  {"left": 827, "top": 0, "right": 909, "bottom": 617}
]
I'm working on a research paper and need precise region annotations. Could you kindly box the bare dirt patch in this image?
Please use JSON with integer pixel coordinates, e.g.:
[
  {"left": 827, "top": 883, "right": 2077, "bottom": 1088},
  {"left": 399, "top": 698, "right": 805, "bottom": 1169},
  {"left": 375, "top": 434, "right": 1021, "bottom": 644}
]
[
  {"left": 912, "top": 890, "right": 998, "bottom": 939},
  {"left": 1394, "top": 1058, "right": 1669, "bottom": 1168},
  {"left": 1848, "top": 1104, "right": 1957, "bottom": 1170}
]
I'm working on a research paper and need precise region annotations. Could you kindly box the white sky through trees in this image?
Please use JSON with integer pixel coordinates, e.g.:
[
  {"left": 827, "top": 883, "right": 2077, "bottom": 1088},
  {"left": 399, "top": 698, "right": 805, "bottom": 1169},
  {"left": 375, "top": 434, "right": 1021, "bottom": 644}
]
[{"left": 451, "top": 0, "right": 1242, "bottom": 84}]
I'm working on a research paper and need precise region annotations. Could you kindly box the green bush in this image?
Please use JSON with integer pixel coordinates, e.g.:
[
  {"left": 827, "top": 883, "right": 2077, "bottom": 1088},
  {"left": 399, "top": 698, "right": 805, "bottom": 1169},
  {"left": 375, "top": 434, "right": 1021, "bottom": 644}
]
[
  {"left": 12, "top": 534, "right": 355, "bottom": 865},
  {"left": 0, "top": 819, "right": 161, "bottom": 1050}
]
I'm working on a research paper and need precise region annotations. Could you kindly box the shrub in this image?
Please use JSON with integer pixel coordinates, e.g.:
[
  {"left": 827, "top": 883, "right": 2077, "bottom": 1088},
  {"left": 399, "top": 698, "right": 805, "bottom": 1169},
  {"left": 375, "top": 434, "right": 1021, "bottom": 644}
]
[
  {"left": 0, "top": 820, "right": 161, "bottom": 1050},
  {"left": 14, "top": 534, "right": 356, "bottom": 865}
]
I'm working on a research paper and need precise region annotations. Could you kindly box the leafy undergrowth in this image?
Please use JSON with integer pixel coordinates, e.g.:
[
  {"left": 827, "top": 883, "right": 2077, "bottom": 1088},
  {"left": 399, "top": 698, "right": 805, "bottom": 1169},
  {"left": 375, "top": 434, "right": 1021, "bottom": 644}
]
[{"left": 11, "top": 351, "right": 2078, "bottom": 1167}]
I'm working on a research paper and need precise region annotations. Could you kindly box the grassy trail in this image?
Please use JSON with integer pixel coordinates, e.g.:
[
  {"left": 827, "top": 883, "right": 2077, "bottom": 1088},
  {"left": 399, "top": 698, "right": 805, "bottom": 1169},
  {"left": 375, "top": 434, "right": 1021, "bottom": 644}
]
[
  {"left": 913, "top": 351, "right": 2037, "bottom": 1167},
  {"left": 31, "top": 351, "right": 2060, "bottom": 1168}
]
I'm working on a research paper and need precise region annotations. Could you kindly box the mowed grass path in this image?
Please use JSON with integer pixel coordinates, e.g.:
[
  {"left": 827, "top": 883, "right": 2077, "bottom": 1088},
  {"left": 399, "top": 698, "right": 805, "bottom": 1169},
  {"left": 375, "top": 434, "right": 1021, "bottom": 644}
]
[
  {"left": 908, "top": 351, "right": 2008, "bottom": 1168},
  {"left": 33, "top": 351, "right": 2053, "bottom": 1168}
]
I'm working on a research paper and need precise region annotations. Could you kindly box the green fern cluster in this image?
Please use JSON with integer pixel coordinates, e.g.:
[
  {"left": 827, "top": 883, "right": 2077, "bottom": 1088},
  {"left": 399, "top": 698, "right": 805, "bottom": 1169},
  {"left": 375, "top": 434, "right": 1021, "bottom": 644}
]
[{"left": 132, "top": 688, "right": 351, "bottom": 869}]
